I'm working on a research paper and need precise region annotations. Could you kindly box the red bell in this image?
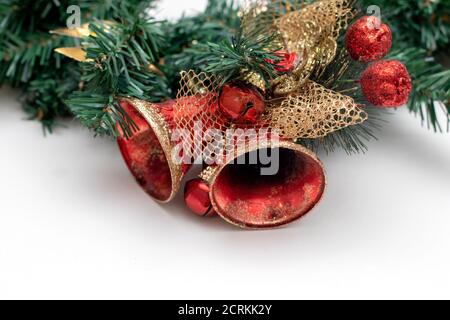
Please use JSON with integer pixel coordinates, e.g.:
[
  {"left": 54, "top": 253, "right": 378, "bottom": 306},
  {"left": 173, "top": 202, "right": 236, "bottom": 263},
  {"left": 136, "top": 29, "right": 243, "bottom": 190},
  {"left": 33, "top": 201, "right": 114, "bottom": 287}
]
[
  {"left": 218, "top": 84, "right": 265, "bottom": 124},
  {"left": 117, "top": 95, "right": 226, "bottom": 203},
  {"left": 184, "top": 179, "right": 215, "bottom": 216},
  {"left": 200, "top": 140, "right": 326, "bottom": 229},
  {"left": 117, "top": 99, "right": 185, "bottom": 202}
]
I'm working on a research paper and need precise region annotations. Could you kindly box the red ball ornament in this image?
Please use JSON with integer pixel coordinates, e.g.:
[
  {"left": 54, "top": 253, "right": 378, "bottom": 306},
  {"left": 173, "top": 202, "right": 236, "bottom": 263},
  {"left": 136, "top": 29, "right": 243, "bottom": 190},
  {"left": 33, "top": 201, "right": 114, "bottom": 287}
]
[
  {"left": 360, "top": 60, "right": 412, "bottom": 108},
  {"left": 346, "top": 16, "right": 392, "bottom": 63},
  {"left": 184, "top": 179, "right": 214, "bottom": 216},
  {"left": 218, "top": 84, "right": 265, "bottom": 124}
]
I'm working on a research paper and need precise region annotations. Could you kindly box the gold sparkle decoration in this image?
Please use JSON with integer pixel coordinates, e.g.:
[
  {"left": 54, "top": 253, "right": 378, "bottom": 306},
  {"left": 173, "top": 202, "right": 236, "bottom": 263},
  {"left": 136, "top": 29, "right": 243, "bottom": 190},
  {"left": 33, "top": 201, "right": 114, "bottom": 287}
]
[
  {"left": 148, "top": 64, "right": 164, "bottom": 76},
  {"left": 50, "top": 21, "right": 115, "bottom": 39},
  {"left": 242, "top": 71, "right": 266, "bottom": 92},
  {"left": 54, "top": 47, "right": 90, "bottom": 62},
  {"left": 52, "top": 21, "right": 116, "bottom": 62},
  {"left": 50, "top": 23, "right": 93, "bottom": 38}
]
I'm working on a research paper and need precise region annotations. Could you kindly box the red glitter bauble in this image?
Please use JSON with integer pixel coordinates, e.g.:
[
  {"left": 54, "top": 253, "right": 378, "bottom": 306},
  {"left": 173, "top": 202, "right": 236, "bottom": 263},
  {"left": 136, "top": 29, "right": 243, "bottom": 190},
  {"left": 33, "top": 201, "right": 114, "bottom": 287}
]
[
  {"left": 184, "top": 179, "right": 214, "bottom": 216},
  {"left": 346, "top": 16, "right": 392, "bottom": 63},
  {"left": 218, "top": 84, "right": 265, "bottom": 124},
  {"left": 360, "top": 60, "right": 412, "bottom": 108}
]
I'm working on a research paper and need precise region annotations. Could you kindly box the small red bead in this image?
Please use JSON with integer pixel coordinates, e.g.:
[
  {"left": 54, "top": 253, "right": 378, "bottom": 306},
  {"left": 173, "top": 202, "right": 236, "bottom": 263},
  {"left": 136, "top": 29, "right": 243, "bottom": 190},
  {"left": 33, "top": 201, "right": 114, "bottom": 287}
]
[
  {"left": 184, "top": 179, "right": 213, "bottom": 216},
  {"left": 346, "top": 16, "right": 392, "bottom": 63}
]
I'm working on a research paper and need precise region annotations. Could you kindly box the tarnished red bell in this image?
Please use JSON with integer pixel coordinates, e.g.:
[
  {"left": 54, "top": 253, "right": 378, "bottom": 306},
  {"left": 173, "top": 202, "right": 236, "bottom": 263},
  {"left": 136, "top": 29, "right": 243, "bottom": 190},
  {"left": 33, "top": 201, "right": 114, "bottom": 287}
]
[
  {"left": 117, "top": 96, "right": 219, "bottom": 203},
  {"left": 206, "top": 140, "right": 326, "bottom": 229},
  {"left": 266, "top": 51, "right": 298, "bottom": 73},
  {"left": 218, "top": 84, "right": 265, "bottom": 124},
  {"left": 117, "top": 99, "right": 177, "bottom": 202},
  {"left": 360, "top": 60, "right": 412, "bottom": 107},
  {"left": 346, "top": 16, "right": 392, "bottom": 63},
  {"left": 184, "top": 179, "right": 215, "bottom": 216}
]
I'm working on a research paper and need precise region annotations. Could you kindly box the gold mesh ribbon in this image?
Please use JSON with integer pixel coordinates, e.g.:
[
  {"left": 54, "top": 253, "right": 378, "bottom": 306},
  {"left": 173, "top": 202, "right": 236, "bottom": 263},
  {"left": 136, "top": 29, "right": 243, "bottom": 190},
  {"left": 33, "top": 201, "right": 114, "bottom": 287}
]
[
  {"left": 175, "top": 71, "right": 229, "bottom": 162},
  {"left": 175, "top": 72, "right": 367, "bottom": 143},
  {"left": 239, "top": 0, "right": 356, "bottom": 95},
  {"left": 266, "top": 80, "right": 367, "bottom": 139},
  {"left": 272, "top": 0, "right": 356, "bottom": 95}
]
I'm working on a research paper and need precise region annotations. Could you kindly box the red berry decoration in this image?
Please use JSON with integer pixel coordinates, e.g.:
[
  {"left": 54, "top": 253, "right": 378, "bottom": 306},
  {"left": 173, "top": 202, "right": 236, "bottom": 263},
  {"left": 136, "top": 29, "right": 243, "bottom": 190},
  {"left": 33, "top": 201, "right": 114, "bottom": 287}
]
[
  {"left": 184, "top": 179, "right": 214, "bottom": 216},
  {"left": 266, "top": 51, "right": 298, "bottom": 73},
  {"left": 346, "top": 16, "right": 392, "bottom": 63},
  {"left": 360, "top": 60, "right": 412, "bottom": 108},
  {"left": 218, "top": 84, "right": 265, "bottom": 124}
]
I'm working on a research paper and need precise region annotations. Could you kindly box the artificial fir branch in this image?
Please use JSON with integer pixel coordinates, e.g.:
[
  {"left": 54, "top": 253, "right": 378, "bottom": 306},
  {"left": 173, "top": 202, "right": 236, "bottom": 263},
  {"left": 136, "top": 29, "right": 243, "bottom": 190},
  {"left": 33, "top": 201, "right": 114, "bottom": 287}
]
[
  {"left": 388, "top": 48, "right": 450, "bottom": 132},
  {"left": 161, "top": 0, "right": 239, "bottom": 90},
  {"left": 161, "top": 0, "right": 239, "bottom": 58},
  {"left": 0, "top": 0, "right": 158, "bottom": 131},
  {"left": 21, "top": 62, "right": 80, "bottom": 133},
  {"left": 195, "top": 30, "right": 281, "bottom": 86},
  {"left": 1, "top": 0, "right": 449, "bottom": 141},
  {"left": 68, "top": 0, "right": 241, "bottom": 138},
  {"left": 300, "top": 105, "right": 389, "bottom": 155},
  {"left": 66, "top": 17, "right": 170, "bottom": 139},
  {"left": 0, "top": 0, "right": 76, "bottom": 85}
]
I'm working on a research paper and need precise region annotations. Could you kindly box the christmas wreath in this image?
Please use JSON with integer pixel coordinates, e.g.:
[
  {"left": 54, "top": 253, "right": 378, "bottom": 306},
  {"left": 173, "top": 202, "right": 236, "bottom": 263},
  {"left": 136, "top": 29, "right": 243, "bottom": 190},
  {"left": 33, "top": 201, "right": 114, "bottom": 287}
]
[{"left": 1, "top": 0, "right": 449, "bottom": 229}]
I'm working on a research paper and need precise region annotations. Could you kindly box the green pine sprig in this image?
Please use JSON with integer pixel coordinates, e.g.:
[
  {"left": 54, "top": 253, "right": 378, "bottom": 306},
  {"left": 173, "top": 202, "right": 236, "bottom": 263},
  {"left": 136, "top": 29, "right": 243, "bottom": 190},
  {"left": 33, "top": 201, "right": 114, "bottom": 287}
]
[
  {"left": 66, "top": 16, "right": 170, "bottom": 139},
  {"left": 21, "top": 62, "right": 80, "bottom": 133},
  {"left": 388, "top": 48, "right": 450, "bottom": 132},
  {"left": 161, "top": 0, "right": 239, "bottom": 90},
  {"left": 65, "top": 0, "right": 244, "bottom": 139},
  {"left": 300, "top": 106, "right": 390, "bottom": 155},
  {"left": 187, "top": 29, "right": 282, "bottom": 86},
  {"left": 0, "top": 0, "right": 159, "bottom": 131}
]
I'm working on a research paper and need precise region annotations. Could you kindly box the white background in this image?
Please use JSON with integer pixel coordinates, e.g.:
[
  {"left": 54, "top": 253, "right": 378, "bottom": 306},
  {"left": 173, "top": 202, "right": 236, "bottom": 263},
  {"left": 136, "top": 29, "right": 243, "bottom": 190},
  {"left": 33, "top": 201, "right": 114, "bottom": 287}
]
[{"left": 1, "top": 1, "right": 450, "bottom": 300}]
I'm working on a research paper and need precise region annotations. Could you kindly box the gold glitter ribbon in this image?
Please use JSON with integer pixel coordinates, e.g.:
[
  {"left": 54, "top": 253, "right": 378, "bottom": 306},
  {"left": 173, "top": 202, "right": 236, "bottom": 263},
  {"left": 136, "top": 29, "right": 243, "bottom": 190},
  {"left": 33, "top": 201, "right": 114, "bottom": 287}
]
[{"left": 270, "top": 0, "right": 355, "bottom": 95}]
